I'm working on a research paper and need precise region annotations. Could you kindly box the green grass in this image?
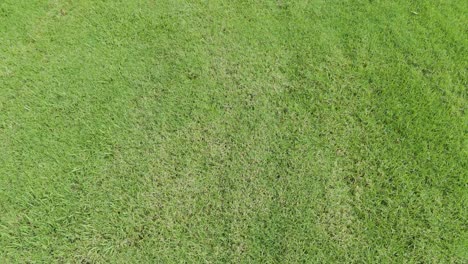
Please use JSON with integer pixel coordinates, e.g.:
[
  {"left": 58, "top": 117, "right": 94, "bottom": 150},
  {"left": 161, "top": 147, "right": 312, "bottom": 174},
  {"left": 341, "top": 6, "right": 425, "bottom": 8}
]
[{"left": 0, "top": 0, "right": 467, "bottom": 262}]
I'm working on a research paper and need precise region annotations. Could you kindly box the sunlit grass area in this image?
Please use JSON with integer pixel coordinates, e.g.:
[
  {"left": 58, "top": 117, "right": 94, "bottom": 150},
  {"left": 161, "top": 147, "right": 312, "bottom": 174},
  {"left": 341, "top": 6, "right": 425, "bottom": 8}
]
[{"left": 0, "top": 0, "right": 466, "bottom": 262}]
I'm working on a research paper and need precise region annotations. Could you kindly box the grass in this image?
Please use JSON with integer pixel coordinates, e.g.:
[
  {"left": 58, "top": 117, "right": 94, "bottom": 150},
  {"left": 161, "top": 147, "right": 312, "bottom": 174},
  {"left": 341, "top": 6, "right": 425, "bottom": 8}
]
[{"left": 0, "top": 0, "right": 467, "bottom": 262}]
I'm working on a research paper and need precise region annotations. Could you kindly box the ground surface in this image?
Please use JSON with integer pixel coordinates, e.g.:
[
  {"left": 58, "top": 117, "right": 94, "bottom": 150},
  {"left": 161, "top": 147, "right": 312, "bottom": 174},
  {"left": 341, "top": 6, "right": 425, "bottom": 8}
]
[{"left": 0, "top": 0, "right": 467, "bottom": 263}]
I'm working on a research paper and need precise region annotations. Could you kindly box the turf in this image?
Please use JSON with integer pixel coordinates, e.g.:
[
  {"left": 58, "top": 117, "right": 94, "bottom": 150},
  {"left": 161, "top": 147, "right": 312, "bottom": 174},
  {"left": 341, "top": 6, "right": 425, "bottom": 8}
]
[{"left": 0, "top": 0, "right": 467, "bottom": 262}]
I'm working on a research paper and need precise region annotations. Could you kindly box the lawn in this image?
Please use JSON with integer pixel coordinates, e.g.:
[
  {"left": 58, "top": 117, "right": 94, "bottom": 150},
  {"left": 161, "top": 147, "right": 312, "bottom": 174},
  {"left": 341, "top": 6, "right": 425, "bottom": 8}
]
[{"left": 0, "top": 0, "right": 466, "bottom": 262}]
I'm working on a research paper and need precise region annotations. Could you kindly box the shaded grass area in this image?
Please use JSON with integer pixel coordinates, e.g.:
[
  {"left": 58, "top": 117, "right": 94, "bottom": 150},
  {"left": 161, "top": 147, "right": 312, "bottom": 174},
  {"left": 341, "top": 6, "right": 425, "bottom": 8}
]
[{"left": 0, "top": 0, "right": 466, "bottom": 262}]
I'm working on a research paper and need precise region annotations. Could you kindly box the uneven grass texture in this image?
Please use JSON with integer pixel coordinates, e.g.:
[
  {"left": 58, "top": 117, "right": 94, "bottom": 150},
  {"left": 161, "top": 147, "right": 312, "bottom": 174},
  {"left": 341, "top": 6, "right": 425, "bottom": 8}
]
[{"left": 0, "top": 0, "right": 467, "bottom": 263}]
